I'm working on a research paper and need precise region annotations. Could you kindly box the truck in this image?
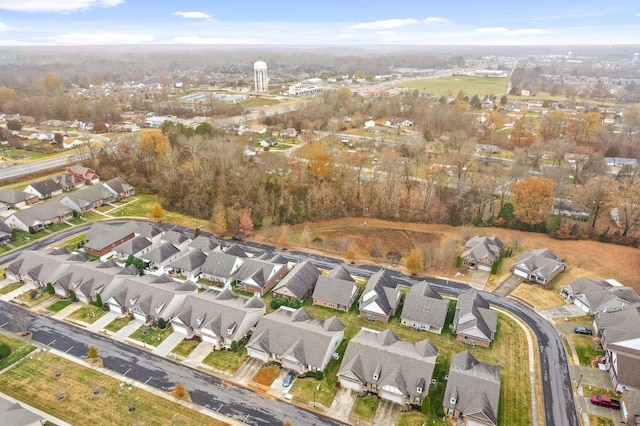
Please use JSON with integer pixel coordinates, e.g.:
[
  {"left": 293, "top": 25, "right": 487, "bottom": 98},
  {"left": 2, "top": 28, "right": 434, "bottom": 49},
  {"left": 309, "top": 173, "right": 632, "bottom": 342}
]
[{"left": 590, "top": 395, "right": 621, "bottom": 409}]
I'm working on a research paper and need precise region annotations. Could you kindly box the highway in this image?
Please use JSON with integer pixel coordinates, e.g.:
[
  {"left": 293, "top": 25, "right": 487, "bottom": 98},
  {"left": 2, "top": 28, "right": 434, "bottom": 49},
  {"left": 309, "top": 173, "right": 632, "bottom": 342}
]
[{"left": 0, "top": 221, "right": 577, "bottom": 426}]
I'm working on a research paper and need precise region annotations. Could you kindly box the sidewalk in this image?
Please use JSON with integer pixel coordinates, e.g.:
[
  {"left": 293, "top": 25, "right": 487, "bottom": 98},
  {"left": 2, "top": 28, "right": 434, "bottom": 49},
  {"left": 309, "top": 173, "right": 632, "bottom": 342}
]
[
  {"left": 0, "top": 282, "right": 36, "bottom": 302},
  {"left": 87, "top": 311, "right": 119, "bottom": 332},
  {"left": 152, "top": 331, "right": 185, "bottom": 356}
]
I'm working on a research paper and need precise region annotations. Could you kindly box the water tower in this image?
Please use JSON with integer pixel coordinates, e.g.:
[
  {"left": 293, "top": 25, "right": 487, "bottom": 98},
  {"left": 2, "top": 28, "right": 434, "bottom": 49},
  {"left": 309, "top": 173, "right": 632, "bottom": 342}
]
[{"left": 254, "top": 61, "right": 268, "bottom": 92}]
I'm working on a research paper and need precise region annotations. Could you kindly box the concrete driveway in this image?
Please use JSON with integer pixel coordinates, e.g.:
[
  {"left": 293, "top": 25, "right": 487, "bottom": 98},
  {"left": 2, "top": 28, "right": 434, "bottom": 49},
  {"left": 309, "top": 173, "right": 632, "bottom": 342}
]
[
  {"left": 329, "top": 388, "right": 357, "bottom": 421},
  {"left": 271, "top": 368, "right": 295, "bottom": 398},
  {"left": 469, "top": 270, "right": 490, "bottom": 290},
  {"left": 232, "top": 357, "right": 264, "bottom": 384},
  {"left": 372, "top": 400, "right": 401, "bottom": 426},
  {"left": 538, "top": 304, "right": 587, "bottom": 320},
  {"left": 493, "top": 274, "right": 522, "bottom": 297}
]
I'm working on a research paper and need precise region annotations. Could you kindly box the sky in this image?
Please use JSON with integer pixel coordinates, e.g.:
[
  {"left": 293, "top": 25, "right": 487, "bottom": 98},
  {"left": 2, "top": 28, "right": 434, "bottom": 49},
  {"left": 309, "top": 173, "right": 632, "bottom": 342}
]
[{"left": 0, "top": 0, "right": 639, "bottom": 46}]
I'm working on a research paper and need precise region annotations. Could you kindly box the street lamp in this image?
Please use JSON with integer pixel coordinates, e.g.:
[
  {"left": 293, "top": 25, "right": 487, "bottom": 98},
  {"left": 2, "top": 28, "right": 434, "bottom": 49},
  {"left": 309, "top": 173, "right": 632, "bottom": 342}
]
[{"left": 313, "top": 384, "right": 320, "bottom": 408}]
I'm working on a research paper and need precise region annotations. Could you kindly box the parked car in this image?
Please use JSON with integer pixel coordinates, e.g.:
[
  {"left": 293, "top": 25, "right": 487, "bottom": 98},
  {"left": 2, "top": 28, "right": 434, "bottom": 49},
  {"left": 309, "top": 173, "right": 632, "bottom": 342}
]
[
  {"left": 590, "top": 395, "right": 621, "bottom": 409},
  {"left": 574, "top": 326, "right": 593, "bottom": 335},
  {"left": 283, "top": 371, "right": 295, "bottom": 387},
  {"left": 232, "top": 235, "right": 242, "bottom": 241}
]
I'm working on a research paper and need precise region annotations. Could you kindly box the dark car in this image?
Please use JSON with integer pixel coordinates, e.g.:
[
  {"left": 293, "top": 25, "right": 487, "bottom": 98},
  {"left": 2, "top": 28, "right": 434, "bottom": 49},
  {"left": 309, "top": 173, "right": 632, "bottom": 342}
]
[
  {"left": 232, "top": 235, "right": 242, "bottom": 241},
  {"left": 574, "top": 326, "right": 593, "bottom": 335},
  {"left": 591, "top": 395, "right": 621, "bottom": 409},
  {"left": 283, "top": 371, "right": 295, "bottom": 387}
]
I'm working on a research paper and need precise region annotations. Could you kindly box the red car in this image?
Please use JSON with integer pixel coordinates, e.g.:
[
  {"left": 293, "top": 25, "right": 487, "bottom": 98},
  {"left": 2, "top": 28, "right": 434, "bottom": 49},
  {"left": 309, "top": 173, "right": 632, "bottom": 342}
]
[{"left": 591, "top": 395, "right": 621, "bottom": 409}]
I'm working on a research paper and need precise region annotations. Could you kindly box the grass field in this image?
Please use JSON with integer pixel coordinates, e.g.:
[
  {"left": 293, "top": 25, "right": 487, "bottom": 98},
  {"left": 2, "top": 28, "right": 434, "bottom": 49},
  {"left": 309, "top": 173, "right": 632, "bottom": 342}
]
[
  {"left": 171, "top": 339, "right": 200, "bottom": 357},
  {"left": 0, "top": 282, "right": 23, "bottom": 295},
  {"left": 113, "top": 194, "right": 210, "bottom": 230},
  {"left": 0, "top": 333, "right": 36, "bottom": 371},
  {"left": 570, "top": 334, "right": 605, "bottom": 366},
  {"left": 129, "top": 325, "right": 173, "bottom": 346},
  {"left": 588, "top": 414, "right": 615, "bottom": 426},
  {"left": 0, "top": 351, "right": 225, "bottom": 426},
  {"left": 350, "top": 394, "right": 379, "bottom": 422},
  {"left": 399, "top": 76, "right": 508, "bottom": 97}
]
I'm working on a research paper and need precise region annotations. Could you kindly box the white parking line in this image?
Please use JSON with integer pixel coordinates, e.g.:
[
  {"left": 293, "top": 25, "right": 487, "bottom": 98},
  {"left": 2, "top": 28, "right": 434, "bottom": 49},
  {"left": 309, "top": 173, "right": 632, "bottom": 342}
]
[
  {"left": 49, "top": 339, "right": 56, "bottom": 345},
  {"left": 244, "top": 414, "right": 250, "bottom": 423},
  {"left": 65, "top": 346, "right": 73, "bottom": 353},
  {"left": 0, "top": 322, "right": 7, "bottom": 327},
  {"left": 124, "top": 368, "right": 131, "bottom": 375},
  {"left": 216, "top": 404, "right": 223, "bottom": 412},
  {"left": 145, "top": 377, "right": 152, "bottom": 384}
]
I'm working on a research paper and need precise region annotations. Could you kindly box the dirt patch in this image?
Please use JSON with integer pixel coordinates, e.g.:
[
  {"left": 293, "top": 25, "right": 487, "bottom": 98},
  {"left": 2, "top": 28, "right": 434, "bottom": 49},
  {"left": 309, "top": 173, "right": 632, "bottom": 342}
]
[
  {"left": 252, "top": 365, "right": 280, "bottom": 386},
  {"left": 252, "top": 218, "right": 640, "bottom": 292}
]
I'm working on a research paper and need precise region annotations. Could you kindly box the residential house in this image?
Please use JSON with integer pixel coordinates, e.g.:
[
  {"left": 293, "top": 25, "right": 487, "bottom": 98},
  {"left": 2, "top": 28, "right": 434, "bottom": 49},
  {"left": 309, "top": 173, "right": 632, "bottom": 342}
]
[
  {"left": 200, "top": 251, "right": 243, "bottom": 287},
  {"left": 160, "top": 230, "right": 191, "bottom": 252},
  {"left": 188, "top": 235, "right": 220, "bottom": 253},
  {"left": 171, "top": 288, "right": 266, "bottom": 349},
  {"left": 511, "top": 248, "right": 565, "bottom": 286},
  {"left": 453, "top": 290, "right": 497, "bottom": 347},
  {"left": 246, "top": 307, "right": 345, "bottom": 374},
  {"left": 23, "top": 178, "right": 63, "bottom": 200},
  {"left": 103, "top": 274, "right": 198, "bottom": 324},
  {"left": 52, "top": 173, "right": 85, "bottom": 191},
  {"left": 620, "top": 388, "right": 640, "bottom": 425},
  {"left": 102, "top": 177, "right": 135, "bottom": 200},
  {"left": 140, "top": 242, "right": 182, "bottom": 270},
  {"left": 113, "top": 235, "right": 153, "bottom": 260},
  {"left": 358, "top": 269, "right": 402, "bottom": 322},
  {"left": 5, "top": 248, "right": 84, "bottom": 287},
  {"left": 168, "top": 249, "right": 208, "bottom": 281},
  {"left": 400, "top": 281, "right": 448, "bottom": 334},
  {"left": 234, "top": 256, "right": 288, "bottom": 296},
  {"left": 0, "top": 396, "right": 45, "bottom": 426},
  {"left": 443, "top": 351, "right": 501, "bottom": 426},
  {"left": 560, "top": 277, "right": 640, "bottom": 314},
  {"left": 460, "top": 236, "right": 503, "bottom": 271},
  {"left": 595, "top": 307, "right": 640, "bottom": 392},
  {"left": 133, "top": 222, "right": 163, "bottom": 244},
  {"left": 59, "top": 184, "right": 116, "bottom": 213},
  {"left": 52, "top": 260, "right": 137, "bottom": 303},
  {"left": 337, "top": 328, "right": 438, "bottom": 405},
  {"left": 271, "top": 260, "right": 320, "bottom": 300},
  {"left": 223, "top": 244, "right": 248, "bottom": 258},
  {"left": 0, "top": 188, "right": 38, "bottom": 209},
  {"left": 67, "top": 164, "right": 99, "bottom": 184},
  {"left": 0, "top": 220, "right": 13, "bottom": 244},
  {"left": 5, "top": 200, "right": 72, "bottom": 232},
  {"left": 312, "top": 265, "right": 359, "bottom": 311},
  {"left": 84, "top": 221, "right": 137, "bottom": 257},
  {"left": 279, "top": 128, "right": 297, "bottom": 138}
]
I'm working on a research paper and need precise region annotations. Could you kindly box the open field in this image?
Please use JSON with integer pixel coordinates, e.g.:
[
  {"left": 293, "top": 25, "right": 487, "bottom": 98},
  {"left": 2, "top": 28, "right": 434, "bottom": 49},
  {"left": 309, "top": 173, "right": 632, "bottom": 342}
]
[
  {"left": 0, "top": 351, "right": 226, "bottom": 426},
  {"left": 399, "top": 76, "right": 508, "bottom": 97},
  {"left": 0, "top": 333, "right": 36, "bottom": 370},
  {"left": 253, "top": 218, "right": 640, "bottom": 295},
  {"left": 112, "top": 194, "right": 210, "bottom": 230}
]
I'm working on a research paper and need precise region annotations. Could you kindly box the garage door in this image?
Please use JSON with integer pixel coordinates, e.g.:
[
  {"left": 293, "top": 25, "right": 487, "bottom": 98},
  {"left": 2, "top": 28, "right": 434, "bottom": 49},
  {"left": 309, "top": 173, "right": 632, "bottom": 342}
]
[
  {"left": 574, "top": 299, "right": 590, "bottom": 313},
  {"left": 478, "top": 264, "right": 492, "bottom": 272},
  {"left": 513, "top": 268, "right": 529, "bottom": 279},
  {"left": 247, "top": 348, "right": 268, "bottom": 362},
  {"left": 379, "top": 390, "right": 404, "bottom": 404},
  {"left": 339, "top": 378, "right": 362, "bottom": 392}
]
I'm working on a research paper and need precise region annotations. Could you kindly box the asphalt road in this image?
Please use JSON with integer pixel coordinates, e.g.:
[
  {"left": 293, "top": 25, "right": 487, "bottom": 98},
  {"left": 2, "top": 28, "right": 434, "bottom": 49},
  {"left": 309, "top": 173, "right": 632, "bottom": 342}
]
[
  {"left": 0, "top": 222, "right": 577, "bottom": 426},
  {"left": 0, "top": 302, "right": 345, "bottom": 426}
]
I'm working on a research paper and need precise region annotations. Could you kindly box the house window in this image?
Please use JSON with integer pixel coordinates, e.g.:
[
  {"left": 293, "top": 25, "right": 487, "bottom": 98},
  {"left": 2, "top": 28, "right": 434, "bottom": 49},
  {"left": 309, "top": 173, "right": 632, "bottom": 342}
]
[{"left": 463, "top": 335, "right": 468, "bottom": 340}]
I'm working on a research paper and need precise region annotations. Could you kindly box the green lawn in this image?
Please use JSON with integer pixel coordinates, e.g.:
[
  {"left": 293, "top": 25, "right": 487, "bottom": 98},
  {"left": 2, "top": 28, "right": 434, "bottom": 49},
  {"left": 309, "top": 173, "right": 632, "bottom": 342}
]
[
  {"left": 399, "top": 76, "right": 508, "bottom": 97},
  {"left": 571, "top": 334, "right": 604, "bottom": 366},
  {"left": 129, "top": 325, "right": 173, "bottom": 346},
  {"left": 350, "top": 394, "right": 379, "bottom": 422},
  {"left": 202, "top": 340, "right": 247, "bottom": 373},
  {"left": 104, "top": 315, "right": 133, "bottom": 333},
  {"left": 62, "top": 233, "right": 87, "bottom": 252},
  {"left": 47, "top": 299, "right": 73, "bottom": 312},
  {"left": 16, "top": 289, "right": 54, "bottom": 307},
  {"left": 68, "top": 305, "right": 105, "bottom": 324},
  {"left": 171, "top": 339, "right": 200, "bottom": 357},
  {"left": 0, "top": 282, "right": 23, "bottom": 295},
  {"left": 0, "top": 333, "right": 36, "bottom": 371}
]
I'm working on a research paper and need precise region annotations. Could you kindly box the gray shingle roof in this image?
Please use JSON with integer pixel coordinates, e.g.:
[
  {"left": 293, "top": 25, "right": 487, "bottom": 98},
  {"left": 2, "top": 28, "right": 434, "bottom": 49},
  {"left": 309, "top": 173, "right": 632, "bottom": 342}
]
[
  {"left": 461, "top": 236, "right": 503, "bottom": 266},
  {"left": 62, "top": 184, "right": 114, "bottom": 209},
  {"left": 338, "top": 328, "right": 438, "bottom": 399},
  {"left": 453, "top": 290, "right": 497, "bottom": 343},
  {"left": 312, "top": 272, "right": 358, "bottom": 308},
  {"left": 247, "top": 307, "right": 344, "bottom": 370},
  {"left": 272, "top": 260, "right": 320, "bottom": 299},
  {"left": 141, "top": 242, "right": 180, "bottom": 264},
  {"left": 133, "top": 222, "right": 163, "bottom": 239},
  {"left": 103, "top": 176, "right": 134, "bottom": 195},
  {"left": 512, "top": 248, "right": 565, "bottom": 281},
  {"left": 161, "top": 230, "right": 189, "bottom": 246},
  {"left": 327, "top": 265, "right": 355, "bottom": 281},
  {"left": 563, "top": 277, "right": 640, "bottom": 313},
  {"left": 597, "top": 306, "right": 640, "bottom": 347},
  {"left": 85, "top": 221, "right": 137, "bottom": 252},
  {"left": 401, "top": 281, "right": 448, "bottom": 330},
  {"left": 27, "top": 178, "right": 62, "bottom": 197},
  {"left": 235, "top": 257, "right": 286, "bottom": 290},
  {"left": 0, "top": 188, "right": 36, "bottom": 204},
  {"left": 358, "top": 269, "right": 401, "bottom": 317},
  {"left": 115, "top": 235, "right": 152, "bottom": 256},
  {"left": 443, "top": 351, "right": 500, "bottom": 426},
  {"left": 201, "top": 251, "right": 241, "bottom": 279},
  {"left": 172, "top": 288, "right": 265, "bottom": 341},
  {"left": 223, "top": 243, "right": 248, "bottom": 258},
  {"left": 188, "top": 235, "right": 220, "bottom": 252},
  {"left": 0, "top": 396, "right": 44, "bottom": 426},
  {"left": 169, "top": 249, "right": 207, "bottom": 272},
  {"left": 7, "top": 200, "right": 71, "bottom": 228}
]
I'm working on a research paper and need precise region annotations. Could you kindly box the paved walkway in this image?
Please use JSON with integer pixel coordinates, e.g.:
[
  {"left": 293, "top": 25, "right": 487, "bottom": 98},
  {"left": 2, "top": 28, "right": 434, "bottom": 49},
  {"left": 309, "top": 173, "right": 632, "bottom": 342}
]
[
  {"left": 0, "top": 282, "right": 36, "bottom": 302},
  {"left": 152, "top": 331, "right": 185, "bottom": 356},
  {"left": 183, "top": 341, "right": 213, "bottom": 366},
  {"left": 111, "top": 319, "right": 142, "bottom": 342},
  {"left": 328, "top": 387, "right": 357, "bottom": 421},
  {"left": 52, "top": 302, "right": 84, "bottom": 320},
  {"left": 538, "top": 304, "right": 586, "bottom": 320},
  {"left": 87, "top": 311, "right": 119, "bottom": 332}
]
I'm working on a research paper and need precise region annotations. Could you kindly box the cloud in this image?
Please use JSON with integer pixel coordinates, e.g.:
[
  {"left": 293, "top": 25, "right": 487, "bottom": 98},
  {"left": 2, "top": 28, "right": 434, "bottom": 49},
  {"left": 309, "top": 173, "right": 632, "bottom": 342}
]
[
  {"left": 474, "top": 27, "right": 549, "bottom": 35},
  {"left": 423, "top": 17, "right": 451, "bottom": 24},
  {"left": 350, "top": 18, "right": 418, "bottom": 30},
  {"left": 0, "top": 0, "right": 123, "bottom": 13},
  {"left": 171, "top": 36, "right": 255, "bottom": 44},
  {"left": 636, "top": 12, "right": 640, "bottom": 16},
  {"left": 173, "top": 11, "right": 214, "bottom": 20},
  {"left": 0, "top": 22, "right": 14, "bottom": 32},
  {"left": 375, "top": 31, "right": 395, "bottom": 35},
  {"left": 48, "top": 32, "right": 153, "bottom": 44}
]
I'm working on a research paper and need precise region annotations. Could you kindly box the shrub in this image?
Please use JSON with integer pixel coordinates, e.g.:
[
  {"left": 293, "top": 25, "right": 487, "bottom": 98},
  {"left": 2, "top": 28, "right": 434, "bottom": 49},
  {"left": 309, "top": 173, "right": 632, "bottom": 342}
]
[
  {"left": 102, "top": 303, "right": 109, "bottom": 311},
  {"left": 68, "top": 290, "right": 76, "bottom": 302},
  {"left": 29, "top": 289, "right": 39, "bottom": 300},
  {"left": 490, "top": 260, "right": 498, "bottom": 275},
  {"left": 456, "top": 256, "right": 462, "bottom": 268},
  {"left": 93, "top": 293, "right": 103, "bottom": 308},
  {"left": 157, "top": 317, "right": 167, "bottom": 329},
  {"left": 46, "top": 282, "right": 55, "bottom": 295},
  {"left": 0, "top": 343, "right": 10, "bottom": 358},
  {"left": 88, "top": 345, "right": 98, "bottom": 359},
  {"left": 230, "top": 340, "right": 239, "bottom": 352}
]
